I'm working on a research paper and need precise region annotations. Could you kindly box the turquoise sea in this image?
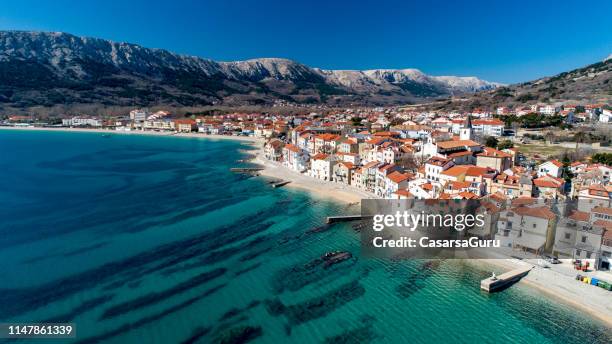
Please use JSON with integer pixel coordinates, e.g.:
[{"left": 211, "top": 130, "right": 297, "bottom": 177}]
[{"left": 0, "top": 129, "right": 610, "bottom": 344}]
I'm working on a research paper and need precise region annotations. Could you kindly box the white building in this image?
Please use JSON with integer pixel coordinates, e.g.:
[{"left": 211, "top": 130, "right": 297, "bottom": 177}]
[
  {"left": 62, "top": 117, "right": 102, "bottom": 127},
  {"left": 282, "top": 144, "right": 309, "bottom": 173},
  {"left": 599, "top": 109, "right": 612, "bottom": 123},
  {"left": 310, "top": 153, "right": 336, "bottom": 181},
  {"left": 129, "top": 109, "right": 150, "bottom": 123},
  {"left": 537, "top": 160, "right": 563, "bottom": 178},
  {"left": 472, "top": 119, "right": 505, "bottom": 137},
  {"left": 538, "top": 105, "right": 556, "bottom": 115}
]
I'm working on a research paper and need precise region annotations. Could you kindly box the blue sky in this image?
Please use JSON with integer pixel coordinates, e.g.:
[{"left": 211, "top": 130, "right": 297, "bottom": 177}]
[{"left": 1, "top": 0, "right": 610, "bottom": 83}]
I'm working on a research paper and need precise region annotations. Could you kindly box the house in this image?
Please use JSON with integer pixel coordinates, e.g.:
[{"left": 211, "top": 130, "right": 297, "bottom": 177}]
[
  {"left": 599, "top": 228, "right": 612, "bottom": 270},
  {"left": 144, "top": 119, "right": 175, "bottom": 131},
  {"left": 382, "top": 171, "right": 412, "bottom": 198},
  {"left": 374, "top": 163, "right": 401, "bottom": 197},
  {"left": 336, "top": 152, "right": 361, "bottom": 165},
  {"left": 537, "top": 160, "right": 563, "bottom": 177},
  {"left": 538, "top": 105, "right": 557, "bottom": 115},
  {"left": 576, "top": 184, "right": 611, "bottom": 212},
  {"left": 469, "top": 201, "right": 501, "bottom": 239},
  {"left": 472, "top": 119, "right": 505, "bottom": 137},
  {"left": 490, "top": 171, "right": 533, "bottom": 198},
  {"left": 338, "top": 137, "right": 360, "bottom": 154},
  {"left": 359, "top": 161, "right": 382, "bottom": 192},
  {"left": 533, "top": 175, "right": 565, "bottom": 199},
  {"left": 174, "top": 119, "right": 197, "bottom": 132},
  {"left": 434, "top": 140, "right": 482, "bottom": 164},
  {"left": 282, "top": 144, "right": 309, "bottom": 172},
  {"left": 408, "top": 178, "right": 437, "bottom": 199},
  {"left": 496, "top": 205, "right": 557, "bottom": 254},
  {"left": 599, "top": 109, "right": 612, "bottom": 123},
  {"left": 424, "top": 156, "right": 454, "bottom": 183},
  {"left": 264, "top": 139, "right": 284, "bottom": 161},
  {"left": 310, "top": 153, "right": 336, "bottom": 181},
  {"left": 332, "top": 161, "right": 356, "bottom": 185},
  {"left": 553, "top": 210, "right": 590, "bottom": 258},
  {"left": 476, "top": 147, "right": 513, "bottom": 171},
  {"left": 314, "top": 133, "right": 340, "bottom": 154}
]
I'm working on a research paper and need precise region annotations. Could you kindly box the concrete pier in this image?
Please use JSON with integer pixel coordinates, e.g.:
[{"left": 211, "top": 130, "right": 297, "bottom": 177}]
[
  {"left": 230, "top": 167, "right": 264, "bottom": 172},
  {"left": 480, "top": 266, "right": 533, "bottom": 292},
  {"left": 272, "top": 180, "right": 291, "bottom": 188},
  {"left": 326, "top": 215, "right": 373, "bottom": 224}
]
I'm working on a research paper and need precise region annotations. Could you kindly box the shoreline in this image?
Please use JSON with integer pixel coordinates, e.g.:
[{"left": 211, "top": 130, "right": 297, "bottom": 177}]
[
  {"left": 4, "top": 125, "right": 611, "bottom": 328},
  {"left": 254, "top": 154, "right": 374, "bottom": 205},
  {"left": 0, "top": 125, "right": 264, "bottom": 144}
]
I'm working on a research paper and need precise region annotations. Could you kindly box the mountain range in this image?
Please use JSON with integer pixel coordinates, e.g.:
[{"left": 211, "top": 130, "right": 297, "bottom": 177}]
[{"left": 0, "top": 31, "right": 501, "bottom": 112}]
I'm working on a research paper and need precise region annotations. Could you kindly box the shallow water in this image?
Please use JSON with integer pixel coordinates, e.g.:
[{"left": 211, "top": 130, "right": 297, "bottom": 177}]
[{"left": 0, "top": 129, "right": 609, "bottom": 344}]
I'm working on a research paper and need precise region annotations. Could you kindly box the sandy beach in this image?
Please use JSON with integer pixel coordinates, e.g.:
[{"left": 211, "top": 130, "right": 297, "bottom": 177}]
[{"left": 0, "top": 125, "right": 264, "bottom": 144}]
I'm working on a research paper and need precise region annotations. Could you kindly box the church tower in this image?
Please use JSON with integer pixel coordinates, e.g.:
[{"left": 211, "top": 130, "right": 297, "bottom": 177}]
[{"left": 460, "top": 115, "right": 474, "bottom": 141}]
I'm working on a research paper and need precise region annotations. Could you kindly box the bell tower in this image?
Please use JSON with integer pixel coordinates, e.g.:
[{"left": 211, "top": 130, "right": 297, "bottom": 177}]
[{"left": 460, "top": 115, "right": 473, "bottom": 141}]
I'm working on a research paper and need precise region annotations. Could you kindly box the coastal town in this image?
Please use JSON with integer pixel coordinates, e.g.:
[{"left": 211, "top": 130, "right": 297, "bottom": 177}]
[{"left": 2, "top": 102, "right": 612, "bottom": 320}]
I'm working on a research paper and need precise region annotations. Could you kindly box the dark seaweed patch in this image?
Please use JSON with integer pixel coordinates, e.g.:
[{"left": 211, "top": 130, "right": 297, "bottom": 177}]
[
  {"left": 22, "top": 242, "right": 108, "bottom": 264},
  {"left": 324, "top": 326, "right": 378, "bottom": 344},
  {"left": 266, "top": 280, "right": 365, "bottom": 325},
  {"left": 213, "top": 325, "right": 262, "bottom": 344},
  {"left": 270, "top": 253, "right": 357, "bottom": 293},
  {"left": 75, "top": 283, "right": 226, "bottom": 344},
  {"left": 233, "top": 262, "right": 262, "bottom": 276},
  {"left": 178, "top": 326, "right": 211, "bottom": 344},
  {"left": 219, "top": 300, "right": 261, "bottom": 322},
  {"left": 100, "top": 268, "right": 226, "bottom": 320},
  {"left": 43, "top": 295, "right": 114, "bottom": 323},
  {"left": 0, "top": 211, "right": 276, "bottom": 319},
  {"left": 396, "top": 260, "right": 443, "bottom": 298}
]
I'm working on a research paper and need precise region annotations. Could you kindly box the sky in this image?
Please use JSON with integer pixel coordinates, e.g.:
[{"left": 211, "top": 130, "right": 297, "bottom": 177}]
[{"left": 0, "top": 0, "right": 610, "bottom": 84}]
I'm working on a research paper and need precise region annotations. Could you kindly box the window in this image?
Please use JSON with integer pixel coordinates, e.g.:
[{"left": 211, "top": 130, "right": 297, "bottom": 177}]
[
  {"left": 533, "top": 224, "right": 536, "bottom": 228},
  {"left": 581, "top": 236, "right": 587, "bottom": 243},
  {"left": 576, "top": 249, "right": 582, "bottom": 256},
  {"left": 586, "top": 252, "right": 592, "bottom": 259},
  {"left": 564, "top": 233, "right": 571, "bottom": 240}
]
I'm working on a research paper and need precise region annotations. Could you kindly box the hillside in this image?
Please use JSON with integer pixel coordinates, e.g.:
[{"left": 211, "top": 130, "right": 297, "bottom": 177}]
[
  {"left": 0, "top": 31, "right": 500, "bottom": 114},
  {"left": 425, "top": 58, "right": 611, "bottom": 112}
]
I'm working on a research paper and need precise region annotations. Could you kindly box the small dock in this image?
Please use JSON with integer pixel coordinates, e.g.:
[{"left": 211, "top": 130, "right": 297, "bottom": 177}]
[
  {"left": 326, "top": 215, "right": 373, "bottom": 224},
  {"left": 230, "top": 167, "right": 264, "bottom": 172},
  {"left": 272, "top": 181, "right": 291, "bottom": 188},
  {"left": 480, "top": 266, "right": 532, "bottom": 292}
]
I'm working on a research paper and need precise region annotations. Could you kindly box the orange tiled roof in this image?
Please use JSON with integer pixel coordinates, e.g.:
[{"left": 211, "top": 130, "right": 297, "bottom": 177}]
[
  {"left": 477, "top": 147, "right": 512, "bottom": 158},
  {"left": 592, "top": 206, "right": 612, "bottom": 216},
  {"left": 512, "top": 206, "right": 556, "bottom": 220},
  {"left": 437, "top": 140, "right": 481, "bottom": 149},
  {"left": 387, "top": 171, "right": 410, "bottom": 183},
  {"left": 568, "top": 210, "right": 590, "bottom": 222}
]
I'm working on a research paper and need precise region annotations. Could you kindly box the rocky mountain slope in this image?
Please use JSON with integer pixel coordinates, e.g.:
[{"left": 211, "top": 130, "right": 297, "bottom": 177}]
[
  {"left": 0, "top": 31, "right": 500, "bottom": 112},
  {"left": 426, "top": 56, "right": 611, "bottom": 112}
]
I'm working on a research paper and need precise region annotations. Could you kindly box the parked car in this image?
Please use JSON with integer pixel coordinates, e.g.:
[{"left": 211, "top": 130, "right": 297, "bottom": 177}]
[{"left": 544, "top": 255, "right": 560, "bottom": 264}]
